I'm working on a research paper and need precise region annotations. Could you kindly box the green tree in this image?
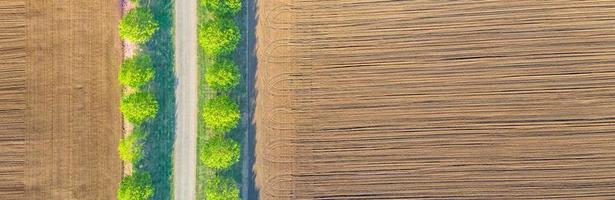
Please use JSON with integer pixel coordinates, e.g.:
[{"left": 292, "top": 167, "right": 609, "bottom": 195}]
[
  {"left": 200, "top": 136, "right": 240, "bottom": 169},
  {"left": 198, "top": 19, "right": 240, "bottom": 56},
  {"left": 203, "top": 95, "right": 240, "bottom": 132},
  {"left": 119, "top": 8, "right": 159, "bottom": 44},
  {"left": 118, "top": 129, "right": 144, "bottom": 163},
  {"left": 120, "top": 92, "right": 159, "bottom": 124},
  {"left": 225, "top": 0, "right": 242, "bottom": 14},
  {"left": 117, "top": 171, "right": 154, "bottom": 200},
  {"left": 201, "top": 0, "right": 242, "bottom": 16},
  {"left": 204, "top": 175, "right": 240, "bottom": 200},
  {"left": 205, "top": 59, "right": 240, "bottom": 91},
  {"left": 119, "top": 53, "right": 155, "bottom": 88}
]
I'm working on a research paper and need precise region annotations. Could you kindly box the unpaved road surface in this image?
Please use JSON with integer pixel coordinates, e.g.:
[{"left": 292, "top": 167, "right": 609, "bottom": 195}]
[{"left": 173, "top": 0, "right": 198, "bottom": 199}]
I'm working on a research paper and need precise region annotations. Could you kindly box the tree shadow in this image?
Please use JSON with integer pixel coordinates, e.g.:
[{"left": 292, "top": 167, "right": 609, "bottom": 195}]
[
  {"left": 136, "top": 0, "right": 176, "bottom": 199},
  {"left": 230, "top": 0, "right": 260, "bottom": 199}
]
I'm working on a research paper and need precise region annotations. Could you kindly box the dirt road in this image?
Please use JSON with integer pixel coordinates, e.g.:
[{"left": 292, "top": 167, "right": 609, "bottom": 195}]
[{"left": 173, "top": 0, "right": 198, "bottom": 199}]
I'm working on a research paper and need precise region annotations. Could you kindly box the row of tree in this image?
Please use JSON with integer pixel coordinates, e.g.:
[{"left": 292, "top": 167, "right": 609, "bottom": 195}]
[
  {"left": 117, "top": 1, "right": 159, "bottom": 200},
  {"left": 199, "top": 0, "right": 243, "bottom": 199}
]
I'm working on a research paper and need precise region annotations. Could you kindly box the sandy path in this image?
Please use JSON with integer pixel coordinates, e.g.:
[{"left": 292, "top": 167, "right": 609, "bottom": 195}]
[{"left": 173, "top": 0, "right": 198, "bottom": 199}]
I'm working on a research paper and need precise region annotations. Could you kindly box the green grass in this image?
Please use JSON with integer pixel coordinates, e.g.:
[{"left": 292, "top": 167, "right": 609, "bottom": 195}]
[
  {"left": 135, "top": 0, "right": 176, "bottom": 199},
  {"left": 196, "top": 1, "right": 247, "bottom": 199}
]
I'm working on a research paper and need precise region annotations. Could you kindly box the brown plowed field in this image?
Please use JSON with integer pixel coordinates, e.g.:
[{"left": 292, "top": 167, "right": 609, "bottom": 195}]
[
  {"left": 0, "top": 1, "right": 27, "bottom": 199},
  {"left": 0, "top": 0, "right": 122, "bottom": 199},
  {"left": 254, "top": 1, "right": 615, "bottom": 199}
]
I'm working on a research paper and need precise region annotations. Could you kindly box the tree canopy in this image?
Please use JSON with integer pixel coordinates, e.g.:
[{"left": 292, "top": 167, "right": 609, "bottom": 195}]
[
  {"left": 119, "top": 8, "right": 159, "bottom": 44},
  {"left": 120, "top": 92, "right": 159, "bottom": 124},
  {"left": 198, "top": 19, "right": 240, "bottom": 56},
  {"left": 200, "top": 136, "right": 240, "bottom": 169},
  {"left": 203, "top": 95, "right": 240, "bottom": 132},
  {"left": 119, "top": 53, "right": 155, "bottom": 88},
  {"left": 205, "top": 59, "right": 240, "bottom": 91},
  {"left": 201, "top": 0, "right": 242, "bottom": 16},
  {"left": 118, "top": 129, "right": 144, "bottom": 163},
  {"left": 117, "top": 172, "right": 154, "bottom": 200},
  {"left": 204, "top": 175, "right": 240, "bottom": 200}
]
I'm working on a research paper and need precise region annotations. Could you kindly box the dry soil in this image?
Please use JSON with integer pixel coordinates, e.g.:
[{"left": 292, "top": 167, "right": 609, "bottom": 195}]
[
  {"left": 0, "top": 0, "right": 123, "bottom": 199},
  {"left": 254, "top": 1, "right": 615, "bottom": 199}
]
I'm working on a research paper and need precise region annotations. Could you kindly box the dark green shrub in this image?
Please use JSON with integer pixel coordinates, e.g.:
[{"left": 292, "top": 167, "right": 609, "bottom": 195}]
[
  {"left": 117, "top": 171, "right": 154, "bottom": 200},
  {"left": 203, "top": 95, "right": 240, "bottom": 133},
  {"left": 120, "top": 92, "right": 159, "bottom": 124},
  {"left": 119, "top": 53, "right": 155, "bottom": 88},
  {"left": 205, "top": 59, "right": 240, "bottom": 91},
  {"left": 119, "top": 8, "right": 159, "bottom": 44},
  {"left": 198, "top": 19, "right": 240, "bottom": 56}
]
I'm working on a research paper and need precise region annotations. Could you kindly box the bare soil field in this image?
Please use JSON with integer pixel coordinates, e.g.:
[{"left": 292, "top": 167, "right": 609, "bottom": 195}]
[
  {"left": 0, "top": 0, "right": 123, "bottom": 199},
  {"left": 254, "top": 0, "right": 615, "bottom": 199},
  {"left": 0, "top": 1, "right": 26, "bottom": 199}
]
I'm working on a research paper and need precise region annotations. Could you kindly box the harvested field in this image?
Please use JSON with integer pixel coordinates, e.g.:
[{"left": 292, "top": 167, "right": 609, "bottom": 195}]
[
  {"left": 0, "top": 0, "right": 26, "bottom": 199},
  {"left": 254, "top": 0, "right": 615, "bottom": 199},
  {"left": 0, "top": 0, "right": 123, "bottom": 199}
]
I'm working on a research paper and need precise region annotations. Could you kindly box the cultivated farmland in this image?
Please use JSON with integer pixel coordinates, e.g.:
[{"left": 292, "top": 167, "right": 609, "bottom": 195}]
[
  {"left": 0, "top": 0, "right": 122, "bottom": 199},
  {"left": 0, "top": 1, "right": 26, "bottom": 198},
  {"left": 254, "top": 0, "right": 615, "bottom": 199}
]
